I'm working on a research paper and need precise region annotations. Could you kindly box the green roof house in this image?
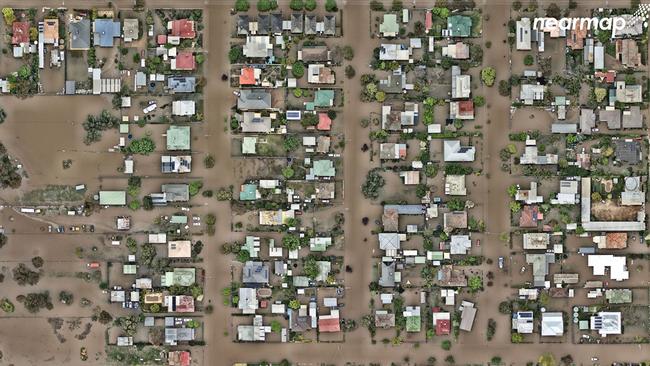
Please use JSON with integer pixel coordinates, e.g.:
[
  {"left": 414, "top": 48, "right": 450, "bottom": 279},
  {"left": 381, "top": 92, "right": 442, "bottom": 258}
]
[
  {"left": 447, "top": 15, "right": 472, "bottom": 37},
  {"left": 170, "top": 215, "right": 188, "bottom": 224},
  {"left": 239, "top": 184, "right": 259, "bottom": 201},
  {"left": 314, "top": 90, "right": 334, "bottom": 108},
  {"left": 99, "top": 191, "right": 126, "bottom": 206},
  {"left": 161, "top": 268, "right": 196, "bottom": 287},
  {"left": 379, "top": 13, "right": 399, "bottom": 37},
  {"left": 166, "top": 125, "right": 191, "bottom": 151},
  {"left": 405, "top": 306, "right": 421, "bottom": 332},
  {"left": 311, "top": 160, "right": 336, "bottom": 178}
]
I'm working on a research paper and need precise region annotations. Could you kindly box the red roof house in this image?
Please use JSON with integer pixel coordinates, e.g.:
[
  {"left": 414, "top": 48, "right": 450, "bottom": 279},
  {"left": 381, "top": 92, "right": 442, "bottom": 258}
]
[
  {"left": 12, "top": 21, "right": 30, "bottom": 44},
  {"left": 425, "top": 11, "right": 432, "bottom": 33},
  {"left": 436, "top": 319, "right": 451, "bottom": 335},
  {"left": 169, "top": 19, "right": 196, "bottom": 38},
  {"left": 168, "top": 351, "right": 191, "bottom": 366},
  {"left": 317, "top": 113, "right": 332, "bottom": 131},
  {"left": 157, "top": 34, "right": 167, "bottom": 45},
  {"left": 239, "top": 67, "right": 257, "bottom": 85},
  {"left": 174, "top": 295, "right": 195, "bottom": 312},
  {"left": 174, "top": 51, "right": 196, "bottom": 71},
  {"left": 318, "top": 317, "right": 341, "bottom": 332}
]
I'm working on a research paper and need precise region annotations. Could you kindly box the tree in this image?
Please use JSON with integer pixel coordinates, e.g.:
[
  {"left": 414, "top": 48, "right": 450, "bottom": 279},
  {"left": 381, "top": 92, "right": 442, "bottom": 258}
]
[
  {"left": 361, "top": 170, "right": 385, "bottom": 199},
  {"left": 594, "top": 88, "right": 606, "bottom": 103},
  {"left": 305, "top": 0, "right": 317, "bottom": 10},
  {"left": 546, "top": 3, "right": 562, "bottom": 18},
  {"left": 370, "top": 0, "right": 384, "bottom": 11},
  {"left": 282, "top": 234, "right": 301, "bottom": 251},
  {"left": 416, "top": 184, "right": 429, "bottom": 198},
  {"left": 257, "top": 0, "right": 272, "bottom": 11},
  {"left": 507, "top": 184, "right": 518, "bottom": 197},
  {"left": 229, "top": 46, "right": 244, "bottom": 63},
  {"left": 235, "top": 0, "right": 250, "bottom": 12},
  {"left": 22, "top": 292, "right": 53, "bottom": 313},
  {"left": 141, "top": 243, "right": 157, "bottom": 266},
  {"left": 345, "top": 65, "right": 356, "bottom": 79},
  {"left": 31, "top": 256, "right": 44, "bottom": 268},
  {"left": 325, "top": 0, "right": 338, "bottom": 12},
  {"left": 512, "top": 1, "right": 522, "bottom": 10},
  {"left": 468, "top": 275, "right": 483, "bottom": 292},
  {"left": 498, "top": 80, "right": 511, "bottom": 96},
  {"left": 59, "top": 291, "right": 74, "bottom": 305},
  {"left": 341, "top": 45, "right": 354, "bottom": 61},
  {"left": 127, "top": 136, "right": 155, "bottom": 155},
  {"left": 2, "top": 8, "right": 15, "bottom": 25},
  {"left": 292, "top": 61, "right": 305, "bottom": 78},
  {"left": 189, "top": 181, "right": 203, "bottom": 196},
  {"left": 391, "top": 0, "right": 403, "bottom": 11},
  {"left": 538, "top": 353, "right": 556, "bottom": 366},
  {"left": 523, "top": 54, "right": 534, "bottom": 66},
  {"left": 99, "top": 310, "right": 113, "bottom": 324},
  {"left": 375, "top": 91, "right": 386, "bottom": 102},
  {"left": 1, "top": 298, "right": 14, "bottom": 313},
  {"left": 447, "top": 198, "right": 465, "bottom": 211},
  {"left": 473, "top": 96, "right": 485, "bottom": 107},
  {"left": 303, "top": 257, "right": 321, "bottom": 279},
  {"left": 511, "top": 332, "right": 524, "bottom": 343},
  {"left": 509, "top": 201, "right": 521, "bottom": 213},
  {"left": 441, "top": 339, "right": 452, "bottom": 350},
  {"left": 491, "top": 356, "right": 502, "bottom": 365},
  {"left": 283, "top": 135, "right": 300, "bottom": 152},
  {"left": 481, "top": 67, "right": 496, "bottom": 86},
  {"left": 289, "top": 0, "right": 304, "bottom": 11},
  {"left": 237, "top": 249, "right": 250, "bottom": 262},
  {"left": 288, "top": 299, "right": 300, "bottom": 309},
  {"left": 0, "top": 108, "right": 6, "bottom": 124},
  {"left": 13, "top": 263, "right": 40, "bottom": 286}
]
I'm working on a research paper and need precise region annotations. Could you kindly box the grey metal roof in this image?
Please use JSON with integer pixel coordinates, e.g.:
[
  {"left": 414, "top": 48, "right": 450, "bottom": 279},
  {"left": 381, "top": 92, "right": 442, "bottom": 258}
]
[
  {"left": 324, "top": 15, "right": 336, "bottom": 35},
  {"left": 243, "top": 261, "right": 269, "bottom": 284},
  {"left": 93, "top": 19, "right": 121, "bottom": 47},
  {"left": 237, "top": 15, "right": 249, "bottom": 35},
  {"left": 271, "top": 13, "right": 282, "bottom": 34},
  {"left": 258, "top": 14, "right": 270, "bottom": 35},
  {"left": 162, "top": 184, "right": 189, "bottom": 202},
  {"left": 238, "top": 89, "right": 272, "bottom": 110},
  {"left": 291, "top": 13, "right": 303, "bottom": 33},
  {"left": 384, "top": 204, "right": 424, "bottom": 215},
  {"left": 167, "top": 76, "right": 196, "bottom": 93},
  {"left": 69, "top": 19, "right": 91, "bottom": 49},
  {"left": 615, "top": 140, "right": 641, "bottom": 164},
  {"left": 305, "top": 15, "right": 317, "bottom": 35}
]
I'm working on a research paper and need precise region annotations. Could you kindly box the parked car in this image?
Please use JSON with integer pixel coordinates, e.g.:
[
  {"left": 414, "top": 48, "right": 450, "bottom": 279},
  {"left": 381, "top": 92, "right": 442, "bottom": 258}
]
[
  {"left": 498, "top": 257, "right": 504, "bottom": 269},
  {"left": 87, "top": 262, "right": 100, "bottom": 269}
]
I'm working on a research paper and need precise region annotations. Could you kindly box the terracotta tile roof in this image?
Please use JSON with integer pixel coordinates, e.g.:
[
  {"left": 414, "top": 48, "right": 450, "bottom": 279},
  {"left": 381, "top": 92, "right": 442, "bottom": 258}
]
[{"left": 12, "top": 21, "right": 30, "bottom": 44}]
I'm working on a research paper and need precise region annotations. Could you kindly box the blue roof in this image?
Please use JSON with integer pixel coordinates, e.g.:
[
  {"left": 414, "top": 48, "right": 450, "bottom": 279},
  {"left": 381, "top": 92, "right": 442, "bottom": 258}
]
[{"left": 94, "top": 19, "right": 121, "bottom": 47}]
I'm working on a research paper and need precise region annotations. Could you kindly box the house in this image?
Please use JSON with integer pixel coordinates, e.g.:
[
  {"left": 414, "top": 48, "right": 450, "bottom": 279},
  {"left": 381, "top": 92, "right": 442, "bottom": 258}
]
[
  {"left": 239, "top": 67, "right": 259, "bottom": 86},
  {"left": 324, "top": 15, "right": 336, "bottom": 36},
  {"left": 317, "top": 113, "right": 332, "bottom": 131},
  {"left": 622, "top": 106, "right": 643, "bottom": 129},
  {"left": 93, "top": 19, "right": 121, "bottom": 47},
  {"left": 615, "top": 140, "right": 641, "bottom": 164},
  {"left": 443, "top": 211, "right": 468, "bottom": 231},
  {"left": 168, "top": 351, "right": 191, "bottom": 366},
  {"left": 567, "top": 22, "right": 587, "bottom": 50},
  {"left": 69, "top": 18, "right": 91, "bottom": 50},
  {"left": 526, "top": 253, "right": 555, "bottom": 287},
  {"left": 319, "top": 309, "right": 341, "bottom": 332},
  {"left": 172, "top": 51, "right": 196, "bottom": 71},
  {"left": 308, "top": 160, "right": 336, "bottom": 179},
  {"left": 122, "top": 19, "right": 139, "bottom": 42},
  {"left": 519, "top": 145, "right": 558, "bottom": 165},
  {"left": 379, "top": 259, "right": 396, "bottom": 287},
  {"left": 259, "top": 210, "right": 294, "bottom": 226},
  {"left": 446, "top": 15, "right": 471, "bottom": 37},
  {"left": 307, "top": 64, "right": 335, "bottom": 84},
  {"left": 451, "top": 66, "right": 471, "bottom": 99},
  {"left": 166, "top": 126, "right": 191, "bottom": 150},
  {"left": 375, "top": 310, "right": 396, "bottom": 328},
  {"left": 299, "top": 46, "right": 330, "bottom": 62},
  {"left": 621, "top": 176, "right": 644, "bottom": 205},
  {"left": 450, "top": 235, "right": 471, "bottom": 255},
  {"left": 243, "top": 261, "right": 269, "bottom": 285},
  {"left": 168, "top": 76, "right": 196, "bottom": 93},
  {"left": 313, "top": 90, "right": 334, "bottom": 108},
  {"left": 616, "top": 39, "right": 642, "bottom": 67},
  {"left": 459, "top": 301, "right": 477, "bottom": 331},
  {"left": 580, "top": 108, "right": 596, "bottom": 134},
  {"left": 378, "top": 232, "right": 401, "bottom": 253},
  {"left": 515, "top": 182, "right": 543, "bottom": 204},
  {"left": 437, "top": 265, "right": 467, "bottom": 287},
  {"left": 442, "top": 42, "right": 470, "bottom": 59},
  {"left": 304, "top": 15, "right": 317, "bottom": 35},
  {"left": 612, "top": 14, "right": 643, "bottom": 38},
  {"left": 379, "top": 14, "right": 399, "bottom": 37},
  {"left": 291, "top": 13, "right": 303, "bottom": 33},
  {"left": 587, "top": 255, "right": 629, "bottom": 281},
  {"left": 512, "top": 311, "right": 534, "bottom": 334},
  {"left": 449, "top": 100, "right": 474, "bottom": 120},
  {"left": 379, "top": 143, "right": 407, "bottom": 160},
  {"left": 161, "top": 184, "right": 190, "bottom": 202},
  {"left": 404, "top": 306, "right": 421, "bottom": 332},
  {"left": 238, "top": 287, "right": 258, "bottom": 314},
  {"left": 270, "top": 13, "right": 282, "bottom": 34},
  {"left": 605, "top": 289, "right": 632, "bottom": 304},
  {"left": 598, "top": 108, "right": 622, "bottom": 129},
  {"left": 99, "top": 191, "right": 126, "bottom": 206},
  {"left": 168, "top": 19, "right": 196, "bottom": 38},
  {"left": 541, "top": 312, "right": 564, "bottom": 336},
  {"left": 172, "top": 100, "right": 196, "bottom": 116},
  {"left": 166, "top": 295, "right": 195, "bottom": 312},
  {"left": 432, "top": 310, "right": 451, "bottom": 335},
  {"left": 520, "top": 84, "right": 545, "bottom": 104},
  {"left": 523, "top": 233, "right": 549, "bottom": 250},
  {"left": 594, "top": 233, "right": 627, "bottom": 250},
  {"left": 594, "top": 43, "right": 604, "bottom": 70},
  {"left": 243, "top": 36, "right": 272, "bottom": 58},
  {"left": 165, "top": 327, "right": 195, "bottom": 346},
  {"left": 590, "top": 312, "right": 622, "bottom": 337},
  {"left": 516, "top": 18, "right": 531, "bottom": 50},
  {"left": 238, "top": 89, "right": 272, "bottom": 110},
  {"left": 161, "top": 155, "right": 191, "bottom": 173},
  {"left": 379, "top": 43, "right": 410, "bottom": 61},
  {"left": 615, "top": 81, "right": 642, "bottom": 103},
  {"left": 11, "top": 22, "right": 30, "bottom": 45},
  {"left": 161, "top": 268, "right": 196, "bottom": 287},
  {"left": 239, "top": 183, "right": 260, "bottom": 201},
  {"left": 445, "top": 174, "right": 466, "bottom": 196},
  {"left": 550, "top": 180, "right": 579, "bottom": 205},
  {"left": 238, "top": 315, "right": 271, "bottom": 342},
  {"left": 242, "top": 112, "right": 272, "bottom": 133},
  {"left": 443, "top": 140, "right": 475, "bottom": 162},
  {"left": 43, "top": 19, "right": 59, "bottom": 44},
  {"left": 168, "top": 240, "right": 192, "bottom": 258}
]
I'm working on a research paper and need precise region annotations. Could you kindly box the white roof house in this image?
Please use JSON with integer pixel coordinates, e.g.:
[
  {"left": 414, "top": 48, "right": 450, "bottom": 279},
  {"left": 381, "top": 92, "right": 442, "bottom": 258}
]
[
  {"left": 516, "top": 18, "right": 532, "bottom": 50},
  {"left": 587, "top": 255, "right": 629, "bottom": 281},
  {"left": 523, "top": 233, "right": 550, "bottom": 250},
  {"left": 520, "top": 84, "right": 545, "bottom": 105},
  {"left": 450, "top": 235, "right": 471, "bottom": 255},
  {"left": 590, "top": 312, "right": 622, "bottom": 337},
  {"left": 443, "top": 140, "right": 475, "bottom": 162},
  {"left": 541, "top": 312, "right": 564, "bottom": 336},
  {"left": 238, "top": 287, "right": 258, "bottom": 314},
  {"left": 451, "top": 66, "right": 470, "bottom": 99},
  {"left": 243, "top": 36, "right": 272, "bottom": 58},
  {"left": 172, "top": 100, "right": 196, "bottom": 116},
  {"left": 379, "top": 43, "right": 410, "bottom": 61}
]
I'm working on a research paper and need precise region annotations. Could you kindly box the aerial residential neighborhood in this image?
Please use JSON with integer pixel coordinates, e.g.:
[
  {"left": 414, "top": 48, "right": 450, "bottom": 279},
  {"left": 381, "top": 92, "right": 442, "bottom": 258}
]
[{"left": 0, "top": 1, "right": 648, "bottom": 366}]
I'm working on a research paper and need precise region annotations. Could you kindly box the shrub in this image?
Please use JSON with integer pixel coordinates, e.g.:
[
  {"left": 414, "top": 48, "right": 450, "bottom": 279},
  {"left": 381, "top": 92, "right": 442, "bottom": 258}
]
[
  {"left": 498, "top": 80, "right": 511, "bottom": 96},
  {"left": 523, "top": 54, "right": 534, "bottom": 66},
  {"left": 305, "top": 0, "right": 317, "bottom": 11},
  {"left": 59, "top": 291, "right": 74, "bottom": 305},
  {"left": 13, "top": 263, "right": 40, "bottom": 286},
  {"left": 284, "top": 135, "right": 300, "bottom": 151},
  {"left": 31, "top": 256, "right": 44, "bottom": 268},
  {"left": 282, "top": 166, "right": 294, "bottom": 179},
  {"left": 441, "top": 339, "right": 452, "bottom": 350},
  {"left": 345, "top": 65, "right": 356, "bottom": 79},
  {"left": 189, "top": 181, "right": 203, "bottom": 196},
  {"left": 361, "top": 170, "right": 385, "bottom": 199},
  {"left": 1, "top": 298, "right": 14, "bottom": 313},
  {"left": 370, "top": 0, "right": 384, "bottom": 11},
  {"left": 342, "top": 45, "right": 354, "bottom": 60},
  {"left": 127, "top": 136, "right": 155, "bottom": 155},
  {"left": 473, "top": 95, "right": 485, "bottom": 107},
  {"left": 325, "top": 0, "right": 338, "bottom": 12},
  {"left": 289, "top": 0, "right": 304, "bottom": 11},
  {"left": 203, "top": 154, "right": 215, "bottom": 168},
  {"left": 235, "top": 0, "right": 250, "bottom": 11}
]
